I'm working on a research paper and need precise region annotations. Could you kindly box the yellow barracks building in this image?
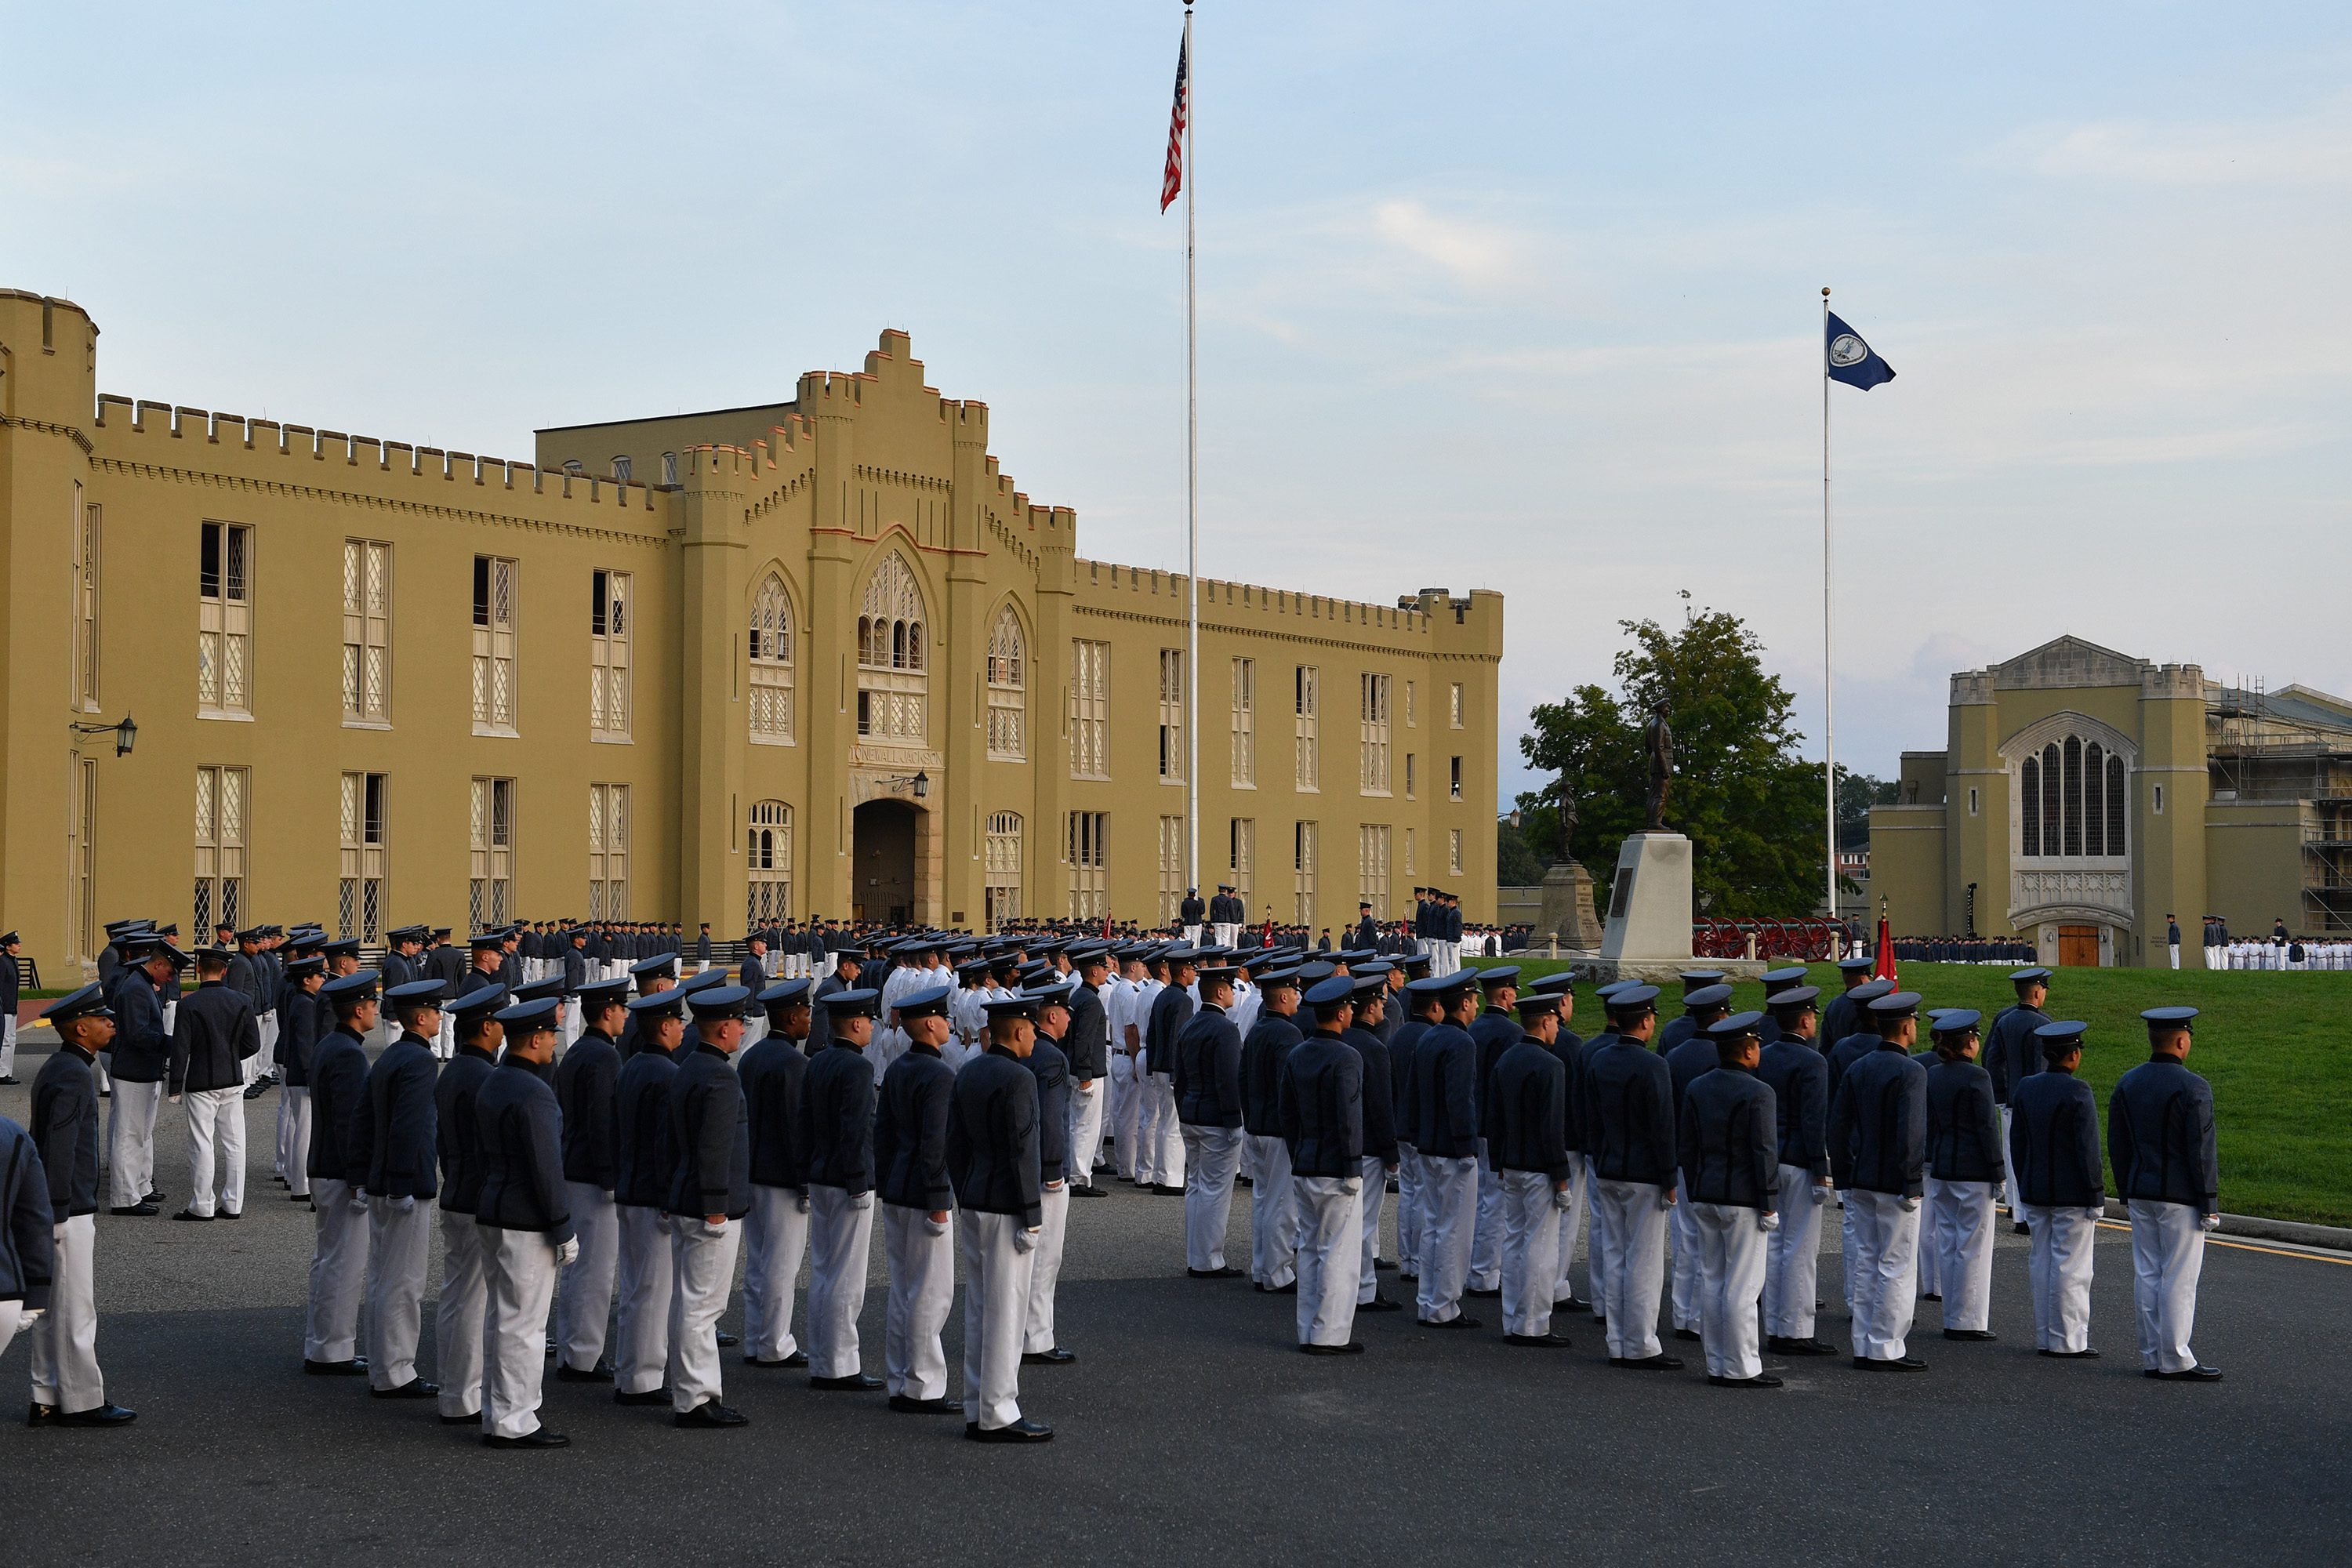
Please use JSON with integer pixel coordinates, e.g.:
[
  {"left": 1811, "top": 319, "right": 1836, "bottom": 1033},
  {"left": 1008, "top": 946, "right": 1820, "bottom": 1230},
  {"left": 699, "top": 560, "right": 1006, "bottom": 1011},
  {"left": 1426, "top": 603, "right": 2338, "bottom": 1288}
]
[{"left": 0, "top": 289, "right": 1500, "bottom": 978}]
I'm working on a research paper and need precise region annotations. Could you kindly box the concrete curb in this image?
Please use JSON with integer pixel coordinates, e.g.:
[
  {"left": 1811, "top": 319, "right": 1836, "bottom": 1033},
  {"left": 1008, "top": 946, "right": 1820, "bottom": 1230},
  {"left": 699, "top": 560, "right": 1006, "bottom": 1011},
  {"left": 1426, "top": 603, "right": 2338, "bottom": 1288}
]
[{"left": 2100, "top": 1200, "right": 2352, "bottom": 1254}]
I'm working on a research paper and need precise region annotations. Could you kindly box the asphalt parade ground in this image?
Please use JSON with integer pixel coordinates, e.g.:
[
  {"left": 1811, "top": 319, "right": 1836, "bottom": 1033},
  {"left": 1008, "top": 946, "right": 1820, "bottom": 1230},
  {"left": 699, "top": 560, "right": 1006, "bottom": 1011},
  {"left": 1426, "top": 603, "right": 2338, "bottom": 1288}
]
[{"left": 2, "top": 1038, "right": 2347, "bottom": 1567}]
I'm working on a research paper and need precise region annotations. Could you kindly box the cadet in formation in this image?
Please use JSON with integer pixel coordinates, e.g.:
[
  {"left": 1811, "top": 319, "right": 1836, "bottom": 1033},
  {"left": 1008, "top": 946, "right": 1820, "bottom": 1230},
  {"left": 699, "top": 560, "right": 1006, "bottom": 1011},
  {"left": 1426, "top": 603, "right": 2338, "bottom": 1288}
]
[
  {"left": 2110, "top": 1008, "right": 2223, "bottom": 1381},
  {"left": 666, "top": 985, "right": 755, "bottom": 1426},
  {"left": 1281, "top": 975, "right": 1367, "bottom": 1354},
  {"left": 612, "top": 986, "right": 688, "bottom": 1405},
  {"left": 1922, "top": 1009, "right": 2002, "bottom": 1344},
  {"left": 1678, "top": 1011, "right": 1781, "bottom": 1388},
  {"left": 1022, "top": 981, "right": 1078, "bottom": 1366},
  {"left": 1409, "top": 971, "right": 1483, "bottom": 1328},
  {"left": 552, "top": 978, "right": 630, "bottom": 1385},
  {"left": 875, "top": 983, "right": 960, "bottom": 1415},
  {"left": 801, "top": 986, "right": 884, "bottom": 1392},
  {"left": 949, "top": 993, "right": 1051, "bottom": 1442},
  {"left": 353, "top": 976, "right": 448, "bottom": 1402},
  {"left": 433, "top": 982, "right": 509, "bottom": 1425},
  {"left": 1240, "top": 967, "right": 1300, "bottom": 1294},
  {"left": 1828, "top": 990, "right": 1929, "bottom": 1372},
  {"left": 1173, "top": 964, "right": 1246, "bottom": 1278},
  {"left": 1486, "top": 990, "right": 1576, "bottom": 1349},
  {"left": 27, "top": 985, "right": 135, "bottom": 1425},
  {"left": 1756, "top": 984, "right": 1835, "bottom": 1356},
  {"left": 474, "top": 996, "right": 579, "bottom": 1446},
  {"left": 1583, "top": 984, "right": 1679, "bottom": 1370},
  {"left": 2009, "top": 1018, "right": 2103, "bottom": 1359},
  {"left": 739, "top": 978, "right": 813, "bottom": 1371}
]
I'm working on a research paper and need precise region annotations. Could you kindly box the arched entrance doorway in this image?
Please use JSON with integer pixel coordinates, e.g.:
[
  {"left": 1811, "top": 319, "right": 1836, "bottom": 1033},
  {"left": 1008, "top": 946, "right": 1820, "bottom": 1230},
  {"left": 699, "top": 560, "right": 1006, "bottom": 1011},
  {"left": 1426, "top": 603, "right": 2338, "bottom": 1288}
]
[{"left": 853, "top": 799, "right": 919, "bottom": 927}]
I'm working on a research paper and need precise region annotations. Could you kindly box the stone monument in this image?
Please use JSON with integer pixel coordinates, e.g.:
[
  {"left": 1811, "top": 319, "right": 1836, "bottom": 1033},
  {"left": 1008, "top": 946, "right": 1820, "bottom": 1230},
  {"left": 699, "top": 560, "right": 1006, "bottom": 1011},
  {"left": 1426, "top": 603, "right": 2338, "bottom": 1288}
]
[
  {"left": 1588, "top": 700, "right": 1761, "bottom": 981},
  {"left": 1538, "top": 856, "right": 1602, "bottom": 949}
]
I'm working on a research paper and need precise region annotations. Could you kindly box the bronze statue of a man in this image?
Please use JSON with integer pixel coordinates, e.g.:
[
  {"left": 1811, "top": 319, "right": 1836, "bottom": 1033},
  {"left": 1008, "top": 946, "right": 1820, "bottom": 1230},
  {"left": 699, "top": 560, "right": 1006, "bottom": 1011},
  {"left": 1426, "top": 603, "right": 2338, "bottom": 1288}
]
[{"left": 1642, "top": 700, "right": 1673, "bottom": 831}]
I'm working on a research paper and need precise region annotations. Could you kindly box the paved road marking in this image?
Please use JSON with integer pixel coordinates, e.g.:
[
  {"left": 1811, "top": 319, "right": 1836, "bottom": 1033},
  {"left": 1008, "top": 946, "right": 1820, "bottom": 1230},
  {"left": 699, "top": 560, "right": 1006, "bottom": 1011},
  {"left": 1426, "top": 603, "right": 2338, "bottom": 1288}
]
[{"left": 2093, "top": 1218, "right": 2351, "bottom": 1266}]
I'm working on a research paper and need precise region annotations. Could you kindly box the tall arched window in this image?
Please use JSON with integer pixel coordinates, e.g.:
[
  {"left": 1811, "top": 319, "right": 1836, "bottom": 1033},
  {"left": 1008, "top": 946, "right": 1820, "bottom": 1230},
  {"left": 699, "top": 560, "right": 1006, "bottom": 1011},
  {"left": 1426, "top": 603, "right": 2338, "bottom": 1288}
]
[
  {"left": 856, "top": 551, "right": 927, "bottom": 742},
  {"left": 749, "top": 572, "right": 793, "bottom": 743},
  {"left": 2016, "top": 731, "right": 2127, "bottom": 860},
  {"left": 746, "top": 800, "right": 792, "bottom": 926},
  {"left": 987, "top": 606, "right": 1025, "bottom": 760},
  {"left": 985, "top": 811, "right": 1023, "bottom": 927}
]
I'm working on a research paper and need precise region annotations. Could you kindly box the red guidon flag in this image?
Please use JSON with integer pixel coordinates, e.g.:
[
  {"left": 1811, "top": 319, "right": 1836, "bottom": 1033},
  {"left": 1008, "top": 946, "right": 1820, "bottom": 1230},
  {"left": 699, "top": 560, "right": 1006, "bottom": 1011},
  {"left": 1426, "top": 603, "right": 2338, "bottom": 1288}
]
[
  {"left": 1874, "top": 914, "right": 1897, "bottom": 983},
  {"left": 1160, "top": 31, "right": 1189, "bottom": 212}
]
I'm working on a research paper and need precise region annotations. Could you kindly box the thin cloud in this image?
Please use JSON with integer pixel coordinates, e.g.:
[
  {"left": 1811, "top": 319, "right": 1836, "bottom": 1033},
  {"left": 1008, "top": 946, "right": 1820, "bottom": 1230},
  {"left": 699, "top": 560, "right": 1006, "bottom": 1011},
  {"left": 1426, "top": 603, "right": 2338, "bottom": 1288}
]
[{"left": 2010, "top": 96, "right": 2352, "bottom": 185}]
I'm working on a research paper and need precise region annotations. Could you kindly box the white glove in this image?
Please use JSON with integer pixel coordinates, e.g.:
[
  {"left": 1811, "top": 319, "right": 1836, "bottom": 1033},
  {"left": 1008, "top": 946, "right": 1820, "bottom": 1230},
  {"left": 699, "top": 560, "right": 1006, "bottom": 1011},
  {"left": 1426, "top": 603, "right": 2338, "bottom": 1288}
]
[
  {"left": 1013, "top": 1226, "right": 1038, "bottom": 1254},
  {"left": 1759, "top": 1210, "right": 1780, "bottom": 1233},
  {"left": 555, "top": 1236, "right": 580, "bottom": 1268},
  {"left": 1899, "top": 1196, "right": 1921, "bottom": 1214},
  {"left": 2198, "top": 1212, "right": 2220, "bottom": 1232},
  {"left": 796, "top": 1189, "right": 813, "bottom": 1214},
  {"left": 1810, "top": 1181, "right": 1830, "bottom": 1206},
  {"left": 849, "top": 1191, "right": 873, "bottom": 1210},
  {"left": 1552, "top": 1185, "right": 1575, "bottom": 1213},
  {"left": 655, "top": 1212, "right": 674, "bottom": 1235},
  {"left": 1341, "top": 1177, "right": 1362, "bottom": 1196},
  {"left": 19, "top": 1307, "right": 42, "bottom": 1325},
  {"left": 350, "top": 1190, "right": 371, "bottom": 1213},
  {"left": 1659, "top": 1189, "right": 1675, "bottom": 1212},
  {"left": 396, "top": 1194, "right": 417, "bottom": 1213},
  {"left": 2088, "top": 1207, "right": 2106, "bottom": 1225},
  {"left": 924, "top": 1213, "right": 950, "bottom": 1237}
]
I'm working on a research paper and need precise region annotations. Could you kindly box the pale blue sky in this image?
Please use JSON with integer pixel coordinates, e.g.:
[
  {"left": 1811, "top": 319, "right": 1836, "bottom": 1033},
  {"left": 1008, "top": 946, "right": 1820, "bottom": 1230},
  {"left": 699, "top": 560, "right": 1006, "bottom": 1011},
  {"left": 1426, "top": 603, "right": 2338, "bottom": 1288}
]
[{"left": 6, "top": 2, "right": 2347, "bottom": 810}]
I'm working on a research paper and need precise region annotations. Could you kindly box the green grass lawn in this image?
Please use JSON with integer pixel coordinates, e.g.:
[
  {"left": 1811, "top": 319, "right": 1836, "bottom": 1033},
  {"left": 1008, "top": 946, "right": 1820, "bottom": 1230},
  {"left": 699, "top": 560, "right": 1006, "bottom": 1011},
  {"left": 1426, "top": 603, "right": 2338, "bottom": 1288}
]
[{"left": 1465, "top": 960, "right": 2352, "bottom": 1229}]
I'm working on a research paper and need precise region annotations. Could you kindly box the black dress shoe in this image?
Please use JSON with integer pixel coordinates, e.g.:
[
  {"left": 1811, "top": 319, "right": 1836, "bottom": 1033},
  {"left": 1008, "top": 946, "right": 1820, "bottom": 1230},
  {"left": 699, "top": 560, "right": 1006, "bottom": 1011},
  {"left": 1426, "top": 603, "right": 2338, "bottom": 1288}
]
[
  {"left": 29, "top": 1400, "right": 136, "bottom": 1427},
  {"left": 1299, "top": 1341, "right": 1367, "bottom": 1356},
  {"left": 2013, "top": 1221, "right": 2031, "bottom": 1235},
  {"left": 218, "top": 1209, "right": 243, "bottom": 1221},
  {"left": 612, "top": 1388, "right": 670, "bottom": 1406},
  {"left": 289, "top": 1192, "right": 311, "bottom": 1203},
  {"left": 1152, "top": 1185, "right": 1185, "bottom": 1196},
  {"left": 1357, "top": 1294, "right": 1404, "bottom": 1312},
  {"left": 744, "top": 1352, "right": 808, "bottom": 1369},
  {"left": 1385, "top": 1178, "right": 1399, "bottom": 1193},
  {"left": 1708, "top": 1373, "right": 1784, "bottom": 1388},
  {"left": 715, "top": 1330, "right": 739, "bottom": 1348},
  {"left": 1251, "top": 1279, "right": 1298, "bottom": 1294},
  {"left": 1091, "top": 1160, "right": 1112, "bottom": 1174},
  {"left": 554, "top": 1361, "right": 615, "bottom": 1383},
  {"left": 1373, "top": 1258, "right": 1397, "bottom": 1272},
  {"left": 1767, "top": 1336, "right": 1838, "bottom": 1356},
  {"left": 302, "top": 1357, "right": 369, "bottom": 1376},
  {"left": 889, "top": 1394, "right": 964, "bottom": 1414},
  {"left": 673, "top": 1400, "right": 750, "bottom": 1428},
  {"left": 809, "top": 1373, "right": 885, "bottom": 1392},
  {"left": 0, "top": 1076, "right": 17, "bottom": 1085},
  {"left": 2145, "top": 1365, "right": 2224, "bottom": 1381},
  {"left": 1920, "top": 1291, "right": 1941, "bottom": 1301},
  {"left": 145, "top": 1192, "right": 165, "bottom": 1205},
  {"left": 371, "top": 1378, "right": 440, "bottom": 1399},
  {"left": 1186, "top": 1265, "right": 1243, "bottom": 1279},
  {"left": 1465, "top": 1287, "right": 1502, "bottom": 1300},
  {"left": 1069, "top": 1184, "right": 1109, "bottom": 1199},
  {"left": 1852, "top": 1355, "right": 1928, "bottom": 1371},
  {"left": 483, "top": 1425, "right": 571, "bottom": 1448},
  {"left": 1417, "top": 1314, "right": 1483, "bottom": 1330},
  {"left": 1943, "top": 1328, "right": 1998, "bottom": 1342},
  {"left": 1671, "top": 1327, "right": 1702, "bottom": 1341},
  {"left": 1504, "top": 1333, "right": 1573, "bottom": 1348},
  {"left": 1236, "top": 1175, "right": 1253, "bottom": 1189},
  {"left": 966, "top": 1418, "right": 1054, "bottom": 1443},
  {"left": 1610, "top": 1354, "right": 1684, "bottom": 1371},
  {"left": 439, "top": 1410, "right": 481, "bottom": 1425},
  {"left": 172, "top": 1209, "right": 214, "bottom": 1222},
  {"left": 107, "top": 1203, "right": 159, "bottom": 1218},
  {"left": 2038, "top": 1348, "right": 2100, "bottom": 1359},
  {"left": 1555, "top": 1297, "right": 1592, "bottom": 1313},
  {"left": 1397, "top": 1270, "right": 1420, "bottom": 1283},
  {"left": 1022, "top": 1347, "right": 1077, "bottom": 1366}
]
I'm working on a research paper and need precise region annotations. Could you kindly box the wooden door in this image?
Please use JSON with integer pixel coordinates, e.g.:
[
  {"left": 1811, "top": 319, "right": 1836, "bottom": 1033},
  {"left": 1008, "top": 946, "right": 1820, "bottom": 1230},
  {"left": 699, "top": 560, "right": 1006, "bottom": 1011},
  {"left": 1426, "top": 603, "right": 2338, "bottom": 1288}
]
[{"left": 2058, "top": 924, "right": 2100, "bottom": 967}]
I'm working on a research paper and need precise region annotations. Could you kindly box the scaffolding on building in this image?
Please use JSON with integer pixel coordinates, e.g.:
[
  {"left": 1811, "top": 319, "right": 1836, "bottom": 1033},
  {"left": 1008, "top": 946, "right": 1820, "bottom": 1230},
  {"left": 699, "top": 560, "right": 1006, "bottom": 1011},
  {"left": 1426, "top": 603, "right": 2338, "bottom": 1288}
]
[{"left": 2207, "top": 678, "right": 2352, "bottom": 932}]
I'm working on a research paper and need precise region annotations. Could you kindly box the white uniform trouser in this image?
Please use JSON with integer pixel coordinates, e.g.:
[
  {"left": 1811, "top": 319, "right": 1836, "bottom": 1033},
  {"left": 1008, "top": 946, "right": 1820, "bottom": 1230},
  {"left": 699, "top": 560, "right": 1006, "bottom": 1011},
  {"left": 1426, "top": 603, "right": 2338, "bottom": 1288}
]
[
  {"left": 2129, "top": 1199, "right": 2206, "bottom": 1373},
  {"left": 807, "top": 1188, "right": 876, "bottom": 1377},
  {"left": 1394, "top": 1143, "right": 1423, "bottom": 1273},
  {"left": 29, "top": 1214, "right": 103, "bottom": 1413},
  {"left": 1356, "top": 1153, "right": 1388, "bottom": 1301},
  {"left": 1110, "top": 1055, "right": 1140, "bottom": 1178},
  {"left": 668, "top": 1215, "right": 742, "bottom": 1412},
  {"left": 0, "top": 1015, "right": 16, "bottom": 1078},
  {"left": 1585, "top": 1157, "right": 1614, "bottom": 1319},
  {"left": 304, "top": 1179, "right": 368, "bottom": 1362},
  {"left": 2169, "top": 942, "right": 2182, "bottom": 970},
  {"left": 1693, "top": 1202, "right": 1768, "bottom": 1379},
  {"left": 1024, "top": 1182, "right": 1071, "bottom": 1354},
  {"left": 248, "top": 1011, "right": 276, "bottom": 1086},
  {"left": 1550, "top": 1156, "right": 1588, "bottom": 1303},
  {"left": 436, "top": 1013, "right": 456, "bottom": 1061},
  {"left": 1150, "top": 1075, "right": 1186, "bottom": 1188},
  {"left": 882, "top": 1204, "right": 956, "bottom": 1400},
  {"left": 1499, "top": 1169, "right": 1563, "bottom": 1338},
  {"left": 1294, "top": 1174, "right": 1362, "bottom": 1346},
  {"left": 1181, "top": 925, "right": 1203, "bottom": 946},
  {"left": 437, "top": 1209, "right": 489, "bottom": 1417},
  {"left": 183, "top": 1086, "right": 246, "bottom": 1217},
  {"left": 106, "top": 1080, "right": 162, "bottom": 1209},
  {"left": 1998, "top": 1106, "right": 2020, "bottom": 1212},
  {"left": 274, "top": 1083, "right": 292, "bottom": 1180},
  {"left": 2024, "top": 1204, "right": 2098, "bottom": 1354},
  {"left": 1927, "top": 1176, "right": 1994, "bottom": 1330},
  {"left": 1764, "top": 1166, "right": 1824, "bottom": 1338},
  {"left": 1668, "top": 1179, "right": 1702, "bottom": 1330},
  {"left": 743, "top": 1185, "right": 810, "bottom": 1363},
  {"left": 557, "top": 1183, "right": 619, "bottom": 1372},
  {"left": 1068, "top": 1080, "right": 1105, "bottom": 1181},
  {"left": 1846, "top": 1190, "right": 1921, "bottom": 1361},
  {"left": 1917, "top": 1190, "right": 1942, "bottom": 1297},
  {"left": 1213, "top": 923, "right": 1240, "bottom": 949},
  {"left": 365, "top": 1195, "right": 432, "bottom": 1389},
  {"left": 1415, "top": 1154, "right": 1479, "bottom": 1322},
  {"left": 613, "top": 1206, "right": 673, "bottom": 1395},
  {"left": 0, "top": 1301, "right": 18, "bottom": 1363},
  {"left": 960, "top": 1210, "right": 1037, "bottom": 1431},
  {"left": 1468, "top": 1143, "right": 1503, "bottom": 1292},
  {"left": 1248, "top": 1134, "right": 1298, "bottom": 1287},
  {"left": 481, "top": 1225, "right": 559, "bottom": 1438},
  {"left": 1593, "top": 1178, "right": 1668, "bottom": 1360},
  {"left": 1181, "top": 1125, "right": 1243, "bottom": 1271}
]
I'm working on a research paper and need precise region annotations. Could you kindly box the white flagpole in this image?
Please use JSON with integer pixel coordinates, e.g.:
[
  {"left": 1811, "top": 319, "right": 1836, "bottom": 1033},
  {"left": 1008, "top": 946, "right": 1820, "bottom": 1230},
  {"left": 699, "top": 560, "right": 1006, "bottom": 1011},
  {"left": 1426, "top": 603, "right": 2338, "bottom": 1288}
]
[
  {"left": 1821, "top": 286, "right": 1838, "bottom": 937},
  {"left": 1183, "top": 5, "right": 1201, "bottom": 913}
]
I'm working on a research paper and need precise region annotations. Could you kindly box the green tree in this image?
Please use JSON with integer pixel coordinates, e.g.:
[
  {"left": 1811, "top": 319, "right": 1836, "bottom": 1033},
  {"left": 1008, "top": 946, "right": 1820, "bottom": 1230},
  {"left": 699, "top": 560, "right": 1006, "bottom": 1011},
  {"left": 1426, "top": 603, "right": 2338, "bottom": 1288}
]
[
  {"left": 1496, "top": 817, "right": 1548, "bottom": 885},
  {"left": 1516, "top": 599, "right": 1825, "bottom": 916},
  {"left": 1837, "top": 767, "right": 1900, "bottom": 850}
]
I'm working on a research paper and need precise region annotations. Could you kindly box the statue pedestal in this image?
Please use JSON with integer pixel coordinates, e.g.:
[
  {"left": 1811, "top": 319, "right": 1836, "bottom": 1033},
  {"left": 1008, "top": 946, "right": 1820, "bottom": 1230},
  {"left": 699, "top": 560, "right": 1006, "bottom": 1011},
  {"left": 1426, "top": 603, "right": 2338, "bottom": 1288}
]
[
  {"left": 1540, "top": 858, "right": 1602, "bottom": 950},
  {"left": 1600, "top": 831, "right": 1691, "bottom": 964}
]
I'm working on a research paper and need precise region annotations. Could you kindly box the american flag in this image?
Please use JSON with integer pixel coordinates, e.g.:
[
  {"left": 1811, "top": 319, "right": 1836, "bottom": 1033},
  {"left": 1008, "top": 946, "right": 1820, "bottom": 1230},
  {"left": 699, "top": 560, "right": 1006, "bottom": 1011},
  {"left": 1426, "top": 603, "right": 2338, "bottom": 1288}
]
[{"left": 1160, "top": 31, "right": 1189, "bottom": 212}]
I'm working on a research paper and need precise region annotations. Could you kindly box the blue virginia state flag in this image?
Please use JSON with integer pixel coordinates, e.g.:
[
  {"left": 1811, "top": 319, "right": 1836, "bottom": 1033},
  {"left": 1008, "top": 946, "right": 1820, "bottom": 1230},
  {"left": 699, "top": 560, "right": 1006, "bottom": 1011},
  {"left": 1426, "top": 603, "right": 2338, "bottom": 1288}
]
[{"left": 1826, "top": 310, "right": 1896, "bottom": 390}]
